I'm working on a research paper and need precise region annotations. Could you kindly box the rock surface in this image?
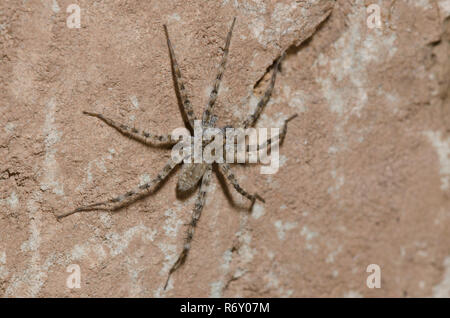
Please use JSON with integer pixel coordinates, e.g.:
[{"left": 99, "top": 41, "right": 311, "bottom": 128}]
[{"left": 0, "top": 0, "right": 449, "bottom": 297}]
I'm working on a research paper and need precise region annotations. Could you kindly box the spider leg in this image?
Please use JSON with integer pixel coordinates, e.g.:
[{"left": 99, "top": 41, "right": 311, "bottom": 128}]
[
  {"left": 164, "top": 165, "right": 212, "bottom": 290},
  {"left": 202, "top": 17, "right": 236, "bottom": 127},
  {"left": 224, "top": 114, "right": 298, "bottom": 162},
  {"left": 241, "top": 52, "right": 286, "bottom": 129},
  {"left": 218, "top": 162, "right": 265, "bottom": 204},
  {"left": 163, "top": 24, "right": 196, "bottom": 130},
  {"left": 57, "top": 157, "right": 180, "bottom": 220},
  {"left": 246, "top": 113, "right": 298, "bottom": 152},
  {"left": 82, "top": 111, "right": 178, "bottom": 146}
]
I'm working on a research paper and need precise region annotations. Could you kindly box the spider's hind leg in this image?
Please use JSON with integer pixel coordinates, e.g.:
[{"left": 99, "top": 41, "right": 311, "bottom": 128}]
[{"left": 164, "top": 165, "right": 212, "bottom": 290}]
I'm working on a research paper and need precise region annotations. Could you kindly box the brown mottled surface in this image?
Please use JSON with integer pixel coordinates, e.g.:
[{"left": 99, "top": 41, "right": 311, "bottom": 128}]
[{"left": 1, "top": 0, "right": 449, "bottom": 297}]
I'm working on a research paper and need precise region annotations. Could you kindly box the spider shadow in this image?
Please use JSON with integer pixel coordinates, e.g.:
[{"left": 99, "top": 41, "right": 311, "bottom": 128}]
[{"left": 173, "top": 164, "right": 256, "bottom": 213}]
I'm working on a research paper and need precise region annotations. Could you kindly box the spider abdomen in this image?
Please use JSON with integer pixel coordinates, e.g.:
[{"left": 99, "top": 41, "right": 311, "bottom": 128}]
[{"left": 177, "top": 163, "right": 208, "bottom": 192}]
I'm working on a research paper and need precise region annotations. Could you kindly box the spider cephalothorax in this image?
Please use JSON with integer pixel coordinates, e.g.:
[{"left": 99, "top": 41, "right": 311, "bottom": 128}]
[{"left": 58, "top": 18, "right": 297, "bottom": 290}]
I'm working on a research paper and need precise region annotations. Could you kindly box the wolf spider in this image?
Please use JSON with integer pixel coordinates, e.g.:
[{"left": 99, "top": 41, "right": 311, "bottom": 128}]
[{"left": 58, "top": 18, "right": 297, "bottom": 290}]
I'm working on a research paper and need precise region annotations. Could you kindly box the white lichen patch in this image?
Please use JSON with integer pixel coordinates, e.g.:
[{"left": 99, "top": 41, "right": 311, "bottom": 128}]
[
  {"left": 328, "top": 146, "right": 338, "bottom": 154},
  {"left": 249, "top": 18, "right": 266, "bottom": 44},
  {"left": 314, "top": 4, "right": 398, "bottom": 151},
  {"left": 378, "top": 89, "right": 400, "bottom": 114},
  {"left": 274, "top": 220, "right": 298, "bottom": 240},
  {"left": 239, "top": 231, "right": 255, "bottom": 264},
  {"left": 9, "top": 191, "right": 44, "bottom": 297},
  {"left": 155, "top": 243, "right": 178, "bottom": 294},
  {"left": 51, "top": 0, "right": 60, "bottom": 13},
  {"left": 139, "top": 173, "right": 151, "bottom": 186},
  {"left": 41, "top": 98, "right": 64, "bottom": 195},
  {"left": 76, "top": 148, "right": 116, "bottom": 192},
  {"left": 9, "top": 96, "right": 66, "bottom": 296},
  {"left": 244, "top": 0, "right": 314, "bottom": 47},
  {"left": 438, "top": 0, "right": 450, "bottom": 17},
  {"left": 168, "top": 13, "right": 181, "bottom": 22},
  {"left": 4, "top": 122, "right": 15, "bottom": 134},
  {"left": 300, "top": 225, "right": 318, "bottom": 251},
  {"left": 155, "top": 199, "right": 195, "bottom": 293},
  {"left": 344, "top": 290, "right": 363, "bottom": 298},
  {"left": 326, "top": 245, "right": 342, "bottom": 264},
  {"left": 210, "top": 281, "right": 225, "bottom": 298},
  {"left": 409, "top": 0, "right": 433, "bottom": 10},
  {"left": 264, "top": 269, "right": 294, "bottom": 297},
  {"left": 224, "top": 212, "right": 257, "bottom": 292},
  {"left": 328, "top": 170, "right": 345, "bottom": 195},
  {"left": 69, "top": 243, "right": 107, "bottom": 269},
  {"left": 315, "top": 8, "right": 396, "bottom": 116},
  {"left": 0, "top": 251, "right": 8, "bottom": 279},
  {"left": 0, "top": 191, "right": 19, "bottom": 210},
  {"left": 162, "top": 206, "right": 185, "bottom": 237},
  {"left": 8, "top": 191, "right": 18, "bottom": 209},
  {"left": 209, "top": 249, "right": 233, "bottom": 297},
  {"left": 433, "top": 256, "right": 450, "bottom": 297},
  {"left": 256, "top": 112, "right": 287, "bottom": 130},
  {"left": 279, "top": 155, "right": 288, "bottom": 168},
  {"left": 235, "top": 93, "right": 259, "bottom": 120},
  {"left": 424, "top": 131, "right": 450, "bottom": 191},
  {"left": 251, "top": 202, "right": 265, "bottom": 219},
  {"left": 65, "top": 224, "right": 156, "bottom": 296},
  {"left": 107, "top": 224, "right": 157, "bottom": 257},
  {"left": 130, "top": 95, "right": 139, "bottom": 109},
  {"left": 300, "top": 225, "right": 318, "bottom": 241},
  {"left": 240, "top": 1, "right": 267, "bottom": 45},
  {"left": 69, "top": 227, "right": 156, "bottom": 297},
  {"left": 287, "top": 90, "right": 308, "bottom": 113}
]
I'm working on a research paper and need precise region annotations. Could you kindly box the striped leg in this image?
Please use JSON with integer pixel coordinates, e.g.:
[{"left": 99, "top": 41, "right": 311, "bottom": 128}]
[
  {"left": 57, "top": 158, "right": 180, "bottom": 220},
  {"left": 164, "top": 165, "right": 212, "bottom": 290},
  {"left": 202, "top": 17, "right": 236, "bottom": 127},
  {"left": 219, "top": 163, "right": 265, "bottom": 203},
  {"left": 242, "top": 52, "right": 286, "bottom": 129},
  {"left": 163, "top": 25, "right": 196, "bottom": 129},
  {"left": 83, "top": 111, "right": 178, "bottom": 146},
  {"left": 246, "top": 113, "right": 298, "bottom": 152}
]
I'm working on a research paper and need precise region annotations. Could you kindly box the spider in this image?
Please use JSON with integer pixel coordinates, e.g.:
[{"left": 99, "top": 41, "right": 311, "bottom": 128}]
[{"left": 57, "top": 18, "right": 297, "bottom": 290}]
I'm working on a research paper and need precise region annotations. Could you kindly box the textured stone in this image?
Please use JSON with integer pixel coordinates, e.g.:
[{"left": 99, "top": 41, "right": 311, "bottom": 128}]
[{"left": 0, "top": 0, "right": 449, "bottom": 297}]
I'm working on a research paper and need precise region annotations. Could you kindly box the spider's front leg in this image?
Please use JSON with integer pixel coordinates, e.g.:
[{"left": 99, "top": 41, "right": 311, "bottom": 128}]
[
  {"left": 219, "top": 162, "right": 265, "bottom": 204},
  {"left": 202, "top": 17, "right": 236, "bottom": 127},
  {"left": 82, "top": 111, "right": 178, "bottom": 146},
  {"left": 163, "top": 25, "right": 197, "bottom": 130},
  {"left": 164, "top": 165, "right": 212, "bottom": 290},
  {"left": 57, "top": 157, "right": 180, "bottom": 220}
]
